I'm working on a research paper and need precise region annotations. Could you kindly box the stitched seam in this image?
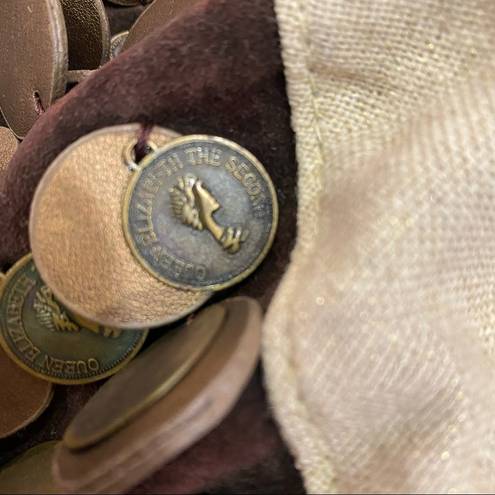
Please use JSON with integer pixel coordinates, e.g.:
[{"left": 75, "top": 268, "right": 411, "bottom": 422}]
[{"left": 265, "top": 0, "right": 337, "bottom": 492}]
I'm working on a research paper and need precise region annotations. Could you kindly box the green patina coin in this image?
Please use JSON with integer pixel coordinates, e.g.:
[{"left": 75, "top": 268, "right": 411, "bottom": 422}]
[
  {"left": 123, "top": 135, "right": 278, "bottom": 291},
  {"left": 0, "top": 254, "right": 147, "bottom": 385}
]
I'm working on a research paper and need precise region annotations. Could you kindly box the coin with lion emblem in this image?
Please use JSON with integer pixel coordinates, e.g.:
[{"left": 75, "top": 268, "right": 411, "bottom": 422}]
[
  {"left": 0, "top": 254, "right": 147, "bottom": 384},
  {"left": 124, "top": 136, "right": 278, "bottom": 290}
]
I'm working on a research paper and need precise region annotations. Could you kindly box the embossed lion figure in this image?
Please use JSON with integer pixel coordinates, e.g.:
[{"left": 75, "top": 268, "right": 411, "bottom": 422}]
[{"left": 169, "top": 174, "right": 248, "bottom": 254}]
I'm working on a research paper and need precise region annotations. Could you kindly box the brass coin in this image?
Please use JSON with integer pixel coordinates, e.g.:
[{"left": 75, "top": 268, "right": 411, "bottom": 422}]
[
  {"left": 0, "top": 127, "right": 18, "bottom": 176},
  {"left": 53, "top": 297, "right": 262, "bottom": 494},
  {"left": 64, "top": 303, "right": 226, "bottom": 450},
  {"left": 0, "top": 0, "right": 68, "bottom": 139},
  {"left": 0, "top": 441, "right": 61, "bottom": 494},
  {"left": 124, "top": 136, "right": 278, "bottom": 291},
  {"left": 110, "top": 31, "right": 129, "bottom": 59},
  {"left": 30, "top": 125, "right": 210, "bottom": 329},
  {"left": 0, "top": 254, "right": 147, "bottom": 385},
  {"left": 0, "top": 346, "right": 53, "bottom": 439},
  {"left": 123, "top": 0, "right": 202, "bottom": 51},
  {"left": 60, "top": 0, "right": 111, "bottom": 70}
]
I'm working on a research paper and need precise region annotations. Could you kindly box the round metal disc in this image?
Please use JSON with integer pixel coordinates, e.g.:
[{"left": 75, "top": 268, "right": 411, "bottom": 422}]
[
  {"left": 0, "top": 254, "right": 148, "bottom": 385},
  {"left": 53, "top": 297, "right": 262, "bottom": 494},
  {"left": 123, "top": 0, "right": 201, "bottom": 51},
  {"left": 0, "top": 346, "right": 53, "bottom": 439},
  {"left": 0, "top": 127, "right": 18, "bottom": 177},
  {"left": 64, "top": 303, "right": 226, "bottom": 450},
  {"left": 0, "top": 0, "right": 68, "bottom": 139},
  {"left": 30, "top": 125, "right": 211, "bottom": 329},
  {"left": 0, "top": 441, "right": 60, "bottom": 494},
  {"left": 124, "top": 136, "right": 278, "bottom": 291},
  {"left": 60, "top": 0, "right": 111, "bottom": 70},
  {"left": 110, "top": 31, "right": 129, "bottom": 59}
]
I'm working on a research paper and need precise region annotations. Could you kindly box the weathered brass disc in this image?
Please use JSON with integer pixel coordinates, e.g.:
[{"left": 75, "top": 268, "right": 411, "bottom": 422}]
[
  {"left": 124, "top": 136, "right": 279, "bottom": 291},
  {"left": 0, "top": 254, "right": 148, "bottom": 385},
  {"left": 110, "top": 31, "right": 129, "bottom": 59},
  {"left": 0, "top": 127, "right": 18, "bottom": 177},
  {"left": 0, "top": 346, "right": 53, "bottom": 439},
  {"left": 0, "top": 441, "right": 61, "bottom": 494},
  {"left": 64, "top": 303, "right": 226, "bottom": 450},
  {"left": 123, "top": 0, "right": 202, "bottom": 51},
  {"left": 30, "top": 125, "right": 211, "bottom": 329},
  {"left": 53, "top": 297, "right": 262, "bottom": 494},
  {"left": 0, "top": 0, "right": 68, "bottom": 139},
  {"left": 60, "top": 0, "right": 110, "bottom": 70}
]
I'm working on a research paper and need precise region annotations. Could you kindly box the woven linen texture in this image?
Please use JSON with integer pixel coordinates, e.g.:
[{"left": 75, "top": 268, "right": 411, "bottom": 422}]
[{"left": 264, "top": 0, "right": 495, "bottom": 492}]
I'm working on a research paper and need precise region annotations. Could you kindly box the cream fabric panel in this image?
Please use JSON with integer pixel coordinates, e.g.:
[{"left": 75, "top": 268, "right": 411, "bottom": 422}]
[{"left": 265, "top": 1, "right": 495, "bottom": 492}]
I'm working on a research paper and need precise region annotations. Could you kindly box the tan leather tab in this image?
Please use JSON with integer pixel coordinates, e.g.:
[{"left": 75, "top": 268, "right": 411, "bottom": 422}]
[
  {"left": 0, "top": 347, "right": 53, "bottom": 439},
  {"left": 0, "top": 0, "right": 68, "bottom": 139},
  {"left": 53, "top": 297, "right": 262, "bottom": 494},
  {"left": 60, "top": 0, "right": 110, "bottom": 70},
  {"left": 0, "top": 127, "right": 18, "bottom": 178}
]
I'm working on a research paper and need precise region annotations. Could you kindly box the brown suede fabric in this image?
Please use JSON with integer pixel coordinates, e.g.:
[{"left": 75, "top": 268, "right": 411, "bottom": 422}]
[{"left": 0, "top": 0, "right": 302, "bottom": 492}]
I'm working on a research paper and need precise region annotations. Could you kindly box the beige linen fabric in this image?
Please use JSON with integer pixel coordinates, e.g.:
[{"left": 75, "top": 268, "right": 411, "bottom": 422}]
[{"left": 265, "top": 0, "right": 495, "bottom": 492}]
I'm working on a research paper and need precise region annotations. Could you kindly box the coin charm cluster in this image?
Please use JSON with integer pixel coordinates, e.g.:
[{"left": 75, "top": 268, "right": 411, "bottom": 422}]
[
  {"left": 30, "top": 127, "right": 278, "bottom": 329},
  {"left": 0, "top": 1, "right": 273, "bottom": 491}
]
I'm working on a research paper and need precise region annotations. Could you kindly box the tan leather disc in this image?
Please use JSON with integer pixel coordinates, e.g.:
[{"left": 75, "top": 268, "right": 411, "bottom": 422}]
[
  {"left": 123, "top": 0, "right": 202, "bottom": 51},
  {"left": 60, "top": 0, "right": 110, "bottom": 70},
  {"left": 0, "top": 127, "right": 18, "bottom": 177},
  {"left": 53, "top": 297, "right": 262, "bottom": 494},
  {"left": 30, "top": 125, "right": 210, "bottom": 329},
  {"left": 0, "top": 441, "right": 61, "bottom": 494},
  {"left": 0, "top": 346, "right": 53, "bottom": 439},
  {"left": 0, "top": 0, "right": 68, "bottom": 139}
]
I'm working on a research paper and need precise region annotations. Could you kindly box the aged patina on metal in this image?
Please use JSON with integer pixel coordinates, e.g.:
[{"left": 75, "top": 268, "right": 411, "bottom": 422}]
[
  {"left": 0, "top": 255, "right": 147, "bottom": 385},
  {"left": 110, "top": 31, "right": 129, "bottom": 59},
  {"left": 124, "top": 136, "right": 279, "bottom": 291}
]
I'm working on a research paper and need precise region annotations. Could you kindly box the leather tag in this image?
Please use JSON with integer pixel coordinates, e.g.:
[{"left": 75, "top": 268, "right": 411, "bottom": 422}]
[
  {"left": 0, "top": 346, "right": 53, "bottom": 439},
  {"left": 0, "top": 0, "right": 68, "bottom": 139},
  {"left": 60, "top": 0, "right": 110, "bottom": 70}
]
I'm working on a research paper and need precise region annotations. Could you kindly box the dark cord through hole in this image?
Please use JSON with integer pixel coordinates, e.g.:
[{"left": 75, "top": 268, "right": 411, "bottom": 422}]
[
  {"left": 134, "top": 123, "right": 154, "bottom": 163},
  {"left": 33, "top": 91, "right": 45, "bottom": 115}
]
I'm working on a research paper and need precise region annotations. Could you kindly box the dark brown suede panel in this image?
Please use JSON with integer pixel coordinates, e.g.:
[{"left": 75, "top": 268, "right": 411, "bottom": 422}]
[
  {"left": 130, "top": 370, "right": 305, "bottom": 495},
  {"left": 0, "top": 0, "right": 300, "bottom": 492}
]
